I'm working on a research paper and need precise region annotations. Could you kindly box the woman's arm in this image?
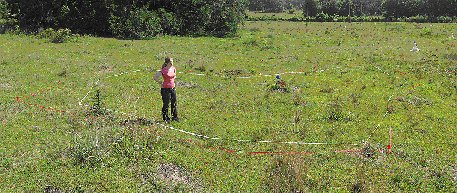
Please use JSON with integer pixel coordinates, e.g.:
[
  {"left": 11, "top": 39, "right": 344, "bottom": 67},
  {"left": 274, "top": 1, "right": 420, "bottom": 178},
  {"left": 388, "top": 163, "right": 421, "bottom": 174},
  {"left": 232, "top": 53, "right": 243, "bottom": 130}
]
[{"left": 153, "top": 71, "right": 162, "bottom": 85}]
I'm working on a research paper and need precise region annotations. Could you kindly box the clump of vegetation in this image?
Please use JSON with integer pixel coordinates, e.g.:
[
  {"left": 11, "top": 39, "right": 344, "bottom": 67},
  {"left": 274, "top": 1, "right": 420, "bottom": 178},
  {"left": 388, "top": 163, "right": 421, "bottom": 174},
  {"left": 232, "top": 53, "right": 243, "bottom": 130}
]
[
  {"left": 420, "top": 28, "right": 433, "bottom": 37},
  {"left": 327, "top": 97, "right": 345, "bottom": 122},
  {"left": 268, "top": 79, "right": 289, "bottom": 93},
  {"left": 88, "top": 89, "right": 106, "bottom": 117},
  {"left": 293, "top": 87, "right": 306, "bottom": 106},
  {"left": 264, "top": 156, "right": 308, "bottom": 192},
  {"left": 37, "top": 28, "right": 75, "bottom": 43},
  {"left": 194, "top": 63, "right": 206, "bottom": 72}
]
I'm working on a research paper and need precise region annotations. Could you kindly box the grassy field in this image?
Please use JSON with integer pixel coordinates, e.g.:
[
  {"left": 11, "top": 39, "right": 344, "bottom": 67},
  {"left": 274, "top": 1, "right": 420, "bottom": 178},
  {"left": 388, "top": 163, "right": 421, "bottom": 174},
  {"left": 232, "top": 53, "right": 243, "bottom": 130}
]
[{"left": 1, "top": 21, "right": 456, "bottom": 192}]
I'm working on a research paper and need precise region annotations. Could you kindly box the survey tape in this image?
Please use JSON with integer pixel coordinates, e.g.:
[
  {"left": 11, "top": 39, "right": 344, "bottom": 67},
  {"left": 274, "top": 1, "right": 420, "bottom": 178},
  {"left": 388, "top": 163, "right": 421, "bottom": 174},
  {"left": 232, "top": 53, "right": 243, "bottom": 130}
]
[
  {"left": 15, "top": 81, "right": 67, "bottom": 113},
  {"left": 74, "top": 68, "right": 364, "bottom": 147},
  {"left": 183, "top": 138, "right": 366, "bottom": 156},
  {"left": 16, "top": 68, "right": 369, "bottom": 155}
]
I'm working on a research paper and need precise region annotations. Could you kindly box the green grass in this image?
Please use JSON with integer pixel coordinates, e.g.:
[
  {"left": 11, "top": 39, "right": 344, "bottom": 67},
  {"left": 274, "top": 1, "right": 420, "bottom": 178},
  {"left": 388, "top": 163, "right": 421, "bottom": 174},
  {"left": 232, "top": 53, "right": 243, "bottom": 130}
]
[{"left": 1, "top": 21, "right": 456, "bottom": 192}]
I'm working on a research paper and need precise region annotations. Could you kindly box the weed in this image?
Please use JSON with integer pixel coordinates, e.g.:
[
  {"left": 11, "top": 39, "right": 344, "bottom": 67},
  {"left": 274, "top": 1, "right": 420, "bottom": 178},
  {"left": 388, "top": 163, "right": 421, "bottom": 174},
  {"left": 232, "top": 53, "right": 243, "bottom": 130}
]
[
  {"left": 43, "top": 185, "right": 63, "bottom": 193},
  {"left": 121, "top": 117, "right": 154, "bottom": 127},
  {"left": 293, "top": 87, "right": 306, "bottom": 106},
  {"left": 268, "top": 79, "right": 289, "bottom": 93},
  {"left": 264, "top": 156, "right": 308, "bottom": 192},
  {"left": 69, "top": 134, "right": 106, "bottom": 168},
  {"left": 57, "top": 69, "right": 67, "bottom": 77},
  {"left": 194, "top": 63, "right": 206, "bottom": 72},
  {"left": 350, "top": 182, "right": 364, "bottom": 193},
  {"left": 185, "top": 59, "right": 194, "bottom": 69},
  {"left": 88, "top": 90, "right": 106, "bottom": 116},
  {"left": 350, "top": 93, "right": 360, "bottom": 106},
  {"left": 155, "top": 163, "right": 203, "bottom": 191},
  {"left": 420, "top": 28, "right": 433, "bottom": 37},
  {"left": 320, "top": 87, "right": 334, "bottom": 93},
  {"left": 294, "top": 109, "right": 301, "bottom": 124},
  {"left": 175, "top": 81, "right": 198, "bottom": 88},
  {"left": 327, "top": 97, "right": 345, "bottom": 122}
]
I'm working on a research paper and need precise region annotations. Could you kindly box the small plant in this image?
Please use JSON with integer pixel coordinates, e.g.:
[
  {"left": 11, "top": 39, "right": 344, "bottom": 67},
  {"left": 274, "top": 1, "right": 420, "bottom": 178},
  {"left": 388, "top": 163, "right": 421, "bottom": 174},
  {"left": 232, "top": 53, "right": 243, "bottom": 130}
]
[
  {"left": 69, "top": 135, "right": 105, "bottom": 168},
  {"left": 420, "top": 28, "right": 432, "bottom": 37},
  {"left": 268, "top": 79, "right": 288, "bottom": 93},
  {"left": 361, "top": 141, "right": 376, "bottom": 159},
  {"left": 89, "top": 89, "right": 106, "bottom": 116},
  {"left": 185, "top": 59, "right": 194, "bottom": 69},
  {"left": 293, "top": 87, "right": 306, "bottom": 106},
  {"left": 268, "top": 75, "right": 289, "bottom": 92},
  {"left": 57, "top": 69, "right": 67, "bottom": 77},
  {"left": 264, "top": 156, "right": 308, "bottom": 192},
  {"left": 294, "top": 109, "right": 301, "bottom": 124},
  {"left": 194, "top": 63, "right": 206, "bottom": 72},
  {"left": 327, "top": 97, "right": 345, "bottom": 122}
]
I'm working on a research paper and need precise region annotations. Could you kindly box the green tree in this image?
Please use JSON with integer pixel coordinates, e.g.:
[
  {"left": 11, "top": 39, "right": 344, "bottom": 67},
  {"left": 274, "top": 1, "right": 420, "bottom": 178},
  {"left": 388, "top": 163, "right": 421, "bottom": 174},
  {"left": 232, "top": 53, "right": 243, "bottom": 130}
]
[
  {"left": 6, "top": 0, "right": 247, "bottom": 38},
  {"left": 248, "top": 0, "right": 286, "bottom": 12},
  {"left": 320, "top": 0, "right": 338, "bottom": 15},
  {"left": 303, "top": 0, "right": 318, "bottom": 16},
  {"left": 0, "top": 0, "right": 7, "bottom": 19}
]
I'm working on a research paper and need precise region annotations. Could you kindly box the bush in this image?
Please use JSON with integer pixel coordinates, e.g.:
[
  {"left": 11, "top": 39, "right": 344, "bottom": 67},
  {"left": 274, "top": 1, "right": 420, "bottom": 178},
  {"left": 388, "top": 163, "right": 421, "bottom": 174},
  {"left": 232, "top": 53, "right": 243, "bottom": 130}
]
[
  {"left": 109, "top": 7, "right": 162, "bottom": 39},
  {"left": 315, "top": 12, "right": 333, "bottom": 22},
  {"left": 203, "top": 0, "right": 247, "bottom": 37},
  {"left": 436, "top": 16, "right": 454, "bottom": 23},
  {"left": 37, "top": 28, "right": 74, "bottom": 43}
]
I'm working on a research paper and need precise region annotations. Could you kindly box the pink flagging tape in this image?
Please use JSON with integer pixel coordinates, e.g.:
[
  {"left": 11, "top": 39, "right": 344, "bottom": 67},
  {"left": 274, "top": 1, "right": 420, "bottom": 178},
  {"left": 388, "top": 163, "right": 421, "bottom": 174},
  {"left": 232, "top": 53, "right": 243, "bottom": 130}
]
[
  {"left": 16, "top": 98, "right": 67, "bottom": 113},
  {"left": 14, "top": 70, "right": 363, "bottom": 153},
  {"left": 248, "top": 151, "right": 314, "bottom": 155},
  {"left": 78, "top": 68, "right": 312, "bottom": 106},
  {"left": 15, "top": 80, "right": 67, "bottom": 114}
]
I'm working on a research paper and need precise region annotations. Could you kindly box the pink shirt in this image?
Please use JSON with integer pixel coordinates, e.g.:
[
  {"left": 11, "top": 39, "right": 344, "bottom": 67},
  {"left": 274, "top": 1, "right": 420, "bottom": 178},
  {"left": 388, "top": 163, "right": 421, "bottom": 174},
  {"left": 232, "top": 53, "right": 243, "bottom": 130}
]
[{"left": 161, "top": 66, "right": 176, "bottom": 88}]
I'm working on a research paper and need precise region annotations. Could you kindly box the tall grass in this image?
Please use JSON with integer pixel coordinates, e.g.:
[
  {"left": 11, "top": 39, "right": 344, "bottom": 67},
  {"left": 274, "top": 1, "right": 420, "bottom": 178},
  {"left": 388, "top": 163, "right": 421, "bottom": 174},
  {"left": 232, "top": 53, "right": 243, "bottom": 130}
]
[{"left": 1, "top": 21, "right": 456, "bottom": 191}]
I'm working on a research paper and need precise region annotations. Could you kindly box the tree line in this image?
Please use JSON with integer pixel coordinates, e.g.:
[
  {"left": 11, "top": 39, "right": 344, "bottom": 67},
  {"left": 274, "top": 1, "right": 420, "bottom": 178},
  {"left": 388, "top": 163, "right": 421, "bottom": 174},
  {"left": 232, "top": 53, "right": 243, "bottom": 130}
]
[
  {"left": 1, "top": 0, "right": 247, "bottom": 38},
  {"left": 1, "top": 0, "right": 456, "bottom": 38},
  {"left": 250, "top": 0, "right": 457, "bottom": 19}
]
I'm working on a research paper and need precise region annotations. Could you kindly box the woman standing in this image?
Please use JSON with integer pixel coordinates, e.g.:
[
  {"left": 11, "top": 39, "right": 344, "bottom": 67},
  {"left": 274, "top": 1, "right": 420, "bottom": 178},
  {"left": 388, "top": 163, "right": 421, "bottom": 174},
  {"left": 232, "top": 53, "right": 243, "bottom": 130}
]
[{"left": 153, "top": 57, "right": 179, "bottom": 123}]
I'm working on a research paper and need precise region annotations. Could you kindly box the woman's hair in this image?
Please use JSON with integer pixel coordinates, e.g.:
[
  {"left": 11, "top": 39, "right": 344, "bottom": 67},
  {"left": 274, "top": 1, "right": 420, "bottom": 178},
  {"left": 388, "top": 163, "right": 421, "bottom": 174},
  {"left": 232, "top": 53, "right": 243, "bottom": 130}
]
[{"left": 162, "top": 57, "right": 173, "bottom": 69}]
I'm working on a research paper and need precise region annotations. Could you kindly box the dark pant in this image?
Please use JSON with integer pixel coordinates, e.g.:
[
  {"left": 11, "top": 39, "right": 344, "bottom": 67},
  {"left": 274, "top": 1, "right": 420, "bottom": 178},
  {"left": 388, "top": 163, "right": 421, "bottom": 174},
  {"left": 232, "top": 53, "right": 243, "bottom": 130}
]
[{"left": 161, "top": 88, "right": 178, "bottom": 121}]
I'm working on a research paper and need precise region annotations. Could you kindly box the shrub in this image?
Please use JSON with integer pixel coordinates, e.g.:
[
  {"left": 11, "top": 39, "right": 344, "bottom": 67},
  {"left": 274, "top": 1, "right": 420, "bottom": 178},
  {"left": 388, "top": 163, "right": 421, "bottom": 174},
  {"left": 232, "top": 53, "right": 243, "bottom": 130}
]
[
  {"left": 436, "top": 16, "right": 454, "bottom": 23},
  {"left": 37, "top": 28, "right": 73, "bottom": 43},
  {"left": 88, "top": 89, "right": 106, "bottom": 116},
  {"left": 420, "top": 28, "right": 432, "bottom": 37},
  {"left": 264, "top": 156, "right": 308, "bottom": 192},
  {"left": 315, "top": 12, "right": 332, "bottom": 22},
  {"left": 109, "top": 7, "right": 162, "bottom": 39},
  {"left": 203, "top": 0, "right": 247, "bottom": 37}
]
